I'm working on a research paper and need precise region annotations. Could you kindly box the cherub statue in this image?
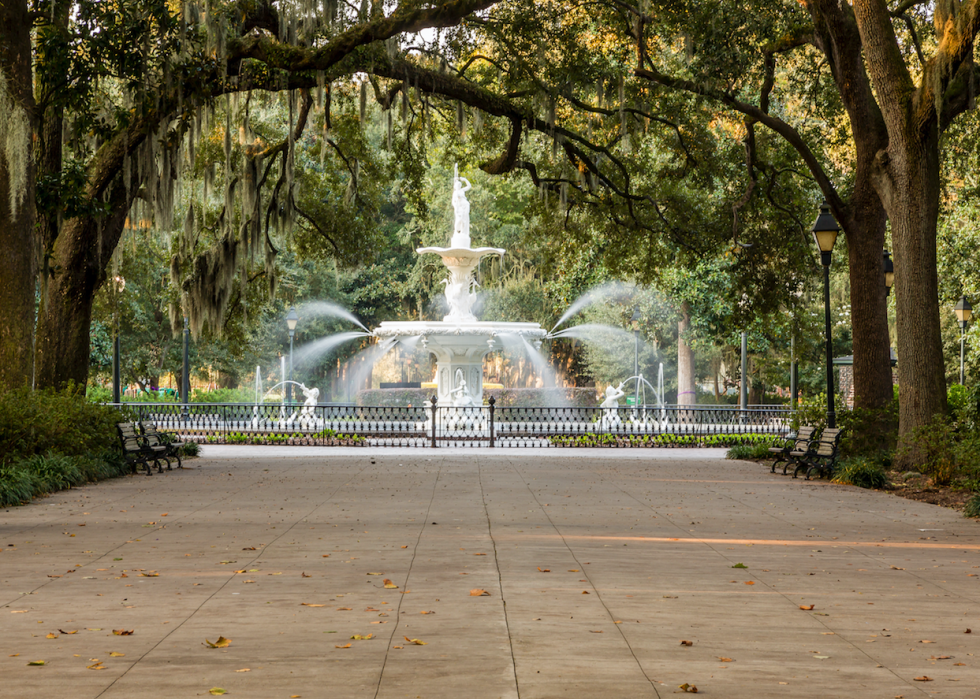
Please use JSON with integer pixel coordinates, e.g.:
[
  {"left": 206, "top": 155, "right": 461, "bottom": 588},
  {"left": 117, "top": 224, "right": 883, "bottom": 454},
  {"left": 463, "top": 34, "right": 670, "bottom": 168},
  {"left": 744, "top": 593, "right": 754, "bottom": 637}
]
[{"left": 450, "top": 163, "right": 472, "bottom": 247}]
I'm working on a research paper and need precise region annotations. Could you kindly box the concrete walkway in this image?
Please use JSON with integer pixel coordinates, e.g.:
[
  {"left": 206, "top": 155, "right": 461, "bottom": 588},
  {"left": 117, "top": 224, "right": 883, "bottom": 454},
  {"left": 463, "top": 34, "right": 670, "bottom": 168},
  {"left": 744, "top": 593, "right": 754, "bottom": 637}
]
[{"left": 2, "top": 448, "right": 979, "bottom": 698}]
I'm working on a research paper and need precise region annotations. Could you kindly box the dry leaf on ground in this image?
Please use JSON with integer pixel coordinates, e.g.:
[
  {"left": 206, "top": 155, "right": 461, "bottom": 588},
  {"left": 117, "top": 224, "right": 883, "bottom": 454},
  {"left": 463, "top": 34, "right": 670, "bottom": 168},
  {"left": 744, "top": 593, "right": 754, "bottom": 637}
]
[
  {"left": 914, "top": 676, "right": 933, "bottom": 681},
  {"left": 350, "top": 634, "right": 373, "bottom": 640},
  {"left": 383, "top": 579, "right": 399, "bottom": 589},
  {"left": 470, "top": 589, "right": 490, "bottom": 596},
  {"left": 112, "top": 629, "right": 134, "bottom": 636},
  {"left": 799, "top": 605, "right": 814, "bottom": 610},
  {"left": 204, "top": 636, "right": 231, "bottom": 648},
  {"left": 537, "top": 567, "right": 551, "bottom": 572},
  {"left": 680, "top": 640, "right": 693, "bottom": 646},
  {"left": 27, "top": 660, "right": 45, "bottom": 666},
  {"left": 719, "top": 657, "right": 734, "bottom": 662},
  {"left": 109, "top": 652, "right": 125, "bottom": 657},
  {"left": 678, "top": 683, "right": 698, "bottom": 693},
  {"left": 403, "top": 636, "right": 427, "bottom": 645},
  {"left": 208, "top": 688, "right": 227, "bottom": 695},
  {"left": 300, "top": 603, "right": 325, "bottom": 607},
  {"left": 335, "top": 643, "right": 352, "bottom": 649}
]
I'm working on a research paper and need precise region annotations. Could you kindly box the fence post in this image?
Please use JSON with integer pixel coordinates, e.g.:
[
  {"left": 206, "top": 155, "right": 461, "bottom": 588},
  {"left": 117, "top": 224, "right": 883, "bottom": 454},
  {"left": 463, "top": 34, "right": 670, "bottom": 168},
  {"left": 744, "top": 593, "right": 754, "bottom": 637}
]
[
  {"left": 488, "top": 396, "right": 495, "bottom": 448},
  {"left": 430, "top": 396, "right": 438, "bottom": 448}
]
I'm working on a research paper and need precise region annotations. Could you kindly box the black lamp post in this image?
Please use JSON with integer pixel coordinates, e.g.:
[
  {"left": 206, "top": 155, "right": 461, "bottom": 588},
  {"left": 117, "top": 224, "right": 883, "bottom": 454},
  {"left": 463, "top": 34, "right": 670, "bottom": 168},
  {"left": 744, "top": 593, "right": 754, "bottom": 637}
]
[
  {"left": 286, "top": 307, "right": 299, "bottom": 404},
  {"left": 954, "top": 296, "right": 972, "bottom": 385},
  {"left": 812, "top": 202, "right": 840, "bottom": 428},
  {"left": 630, "top": 307, "right": 641, "bottom": 410},
  {"left": 883, "top": 250, "right": 894, "bottom": 297},
  {"left": 111, "top": 276, "right": 125, "bottom": 403},
  {"left": 181, "top": 316, "right": 190, "bottom": 407}
]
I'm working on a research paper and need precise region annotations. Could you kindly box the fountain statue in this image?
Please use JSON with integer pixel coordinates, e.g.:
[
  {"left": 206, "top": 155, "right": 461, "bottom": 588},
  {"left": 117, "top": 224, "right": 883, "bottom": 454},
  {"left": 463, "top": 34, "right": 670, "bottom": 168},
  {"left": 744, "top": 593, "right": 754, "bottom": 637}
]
[
  {"left": 374, "top": 166, "right": 547, "bottom": 406},
  {"left": 599, "top": 382, "right": 626, "bottom": 430}
]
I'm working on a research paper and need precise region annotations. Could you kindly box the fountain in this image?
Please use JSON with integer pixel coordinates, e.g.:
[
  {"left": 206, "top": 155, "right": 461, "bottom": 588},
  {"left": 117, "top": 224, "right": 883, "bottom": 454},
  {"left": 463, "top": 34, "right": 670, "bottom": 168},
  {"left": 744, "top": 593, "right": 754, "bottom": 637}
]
[{"left": 372, "top": 165, "right": 547, "bottom": 406}]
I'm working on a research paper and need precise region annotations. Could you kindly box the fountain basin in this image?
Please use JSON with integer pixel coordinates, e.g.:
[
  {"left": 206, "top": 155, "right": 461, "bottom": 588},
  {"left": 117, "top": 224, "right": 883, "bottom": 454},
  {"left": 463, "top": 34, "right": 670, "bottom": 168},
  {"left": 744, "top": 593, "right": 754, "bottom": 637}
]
[{"left": 374, "top": 320, "right": 547, "bottom": 406}]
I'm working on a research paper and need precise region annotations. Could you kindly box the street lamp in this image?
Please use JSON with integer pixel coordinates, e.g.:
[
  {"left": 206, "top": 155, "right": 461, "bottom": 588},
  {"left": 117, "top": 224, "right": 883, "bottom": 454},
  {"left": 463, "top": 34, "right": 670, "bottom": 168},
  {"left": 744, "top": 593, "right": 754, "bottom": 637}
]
[
  {"left": 182, "top": 316, "right": 190, "bottom": 411},
  {"left": 112, "top": 275, "right": 125, "bottom": 403},
  {"left": 883, "top": 250, "right": 894, "bottom": 297},
  {"left": 954, "top": 296, "right": 972, "bottom": 384},
  {"left": 286, "top": 307, "right": 299, "bottom": 404},
  {"left": 631, "top": 307, "right": 641, "bottom": 411},
  {"left": 812, "top": 201, "right": 840, "bottom": 428}
]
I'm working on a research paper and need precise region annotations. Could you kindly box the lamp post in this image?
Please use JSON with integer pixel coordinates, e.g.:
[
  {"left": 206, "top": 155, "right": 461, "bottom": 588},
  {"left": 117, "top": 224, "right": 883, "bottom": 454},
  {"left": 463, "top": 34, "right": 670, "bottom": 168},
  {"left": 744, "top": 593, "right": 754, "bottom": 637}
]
[
  {"left": 812, "top": 201, "right": 840, "bottom": 428},
  {"left": 111, "top": 275, "right": 125, "bottom": 403},
  {"left": 883, "top": 250, "right": 894, "bottom": 297},
  {"left": 630, "top": 307, "right": 641, "bottom": 411},
  {"left": 181, "top": 316, "right": 190, "bottom": 410},
  {"left": 286, "top": 307, "right": 299, "bottom": 405},
  {"left": 954, "top": 296, "right": 972, "bottom": 385}
]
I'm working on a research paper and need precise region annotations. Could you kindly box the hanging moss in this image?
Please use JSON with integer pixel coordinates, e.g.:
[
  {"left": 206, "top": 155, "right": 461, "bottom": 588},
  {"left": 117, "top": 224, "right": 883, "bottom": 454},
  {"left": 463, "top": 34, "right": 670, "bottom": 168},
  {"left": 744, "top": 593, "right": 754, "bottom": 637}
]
[{"left": 0, "top": 69, "right": 33, "bottom": 221}]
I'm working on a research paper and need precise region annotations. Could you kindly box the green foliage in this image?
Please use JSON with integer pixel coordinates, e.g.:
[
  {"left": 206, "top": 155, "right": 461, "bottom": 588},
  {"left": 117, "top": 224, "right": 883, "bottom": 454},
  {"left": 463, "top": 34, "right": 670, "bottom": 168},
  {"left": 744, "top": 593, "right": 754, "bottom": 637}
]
[
  {"left": 726, "top": 443, "right": 774, "bottom": 460},
  {"left": 549, "top": 432, "right": 781, "bottom": 448},
  {"left": 832, "top": 457, "right": 888, "bottom": 489},
  {"left": 0, "top": 451, "right": 127, "bottom": 507},
  {"left": 180, "top": 441, "right": 200, "bottom": 457},
  {"left": 895, "top": 415, "right": 980, "bottom": 487},
  {"left": 964, "top": 495, "right": 980, "bottom": 519},
  {"left": 0, "top": 387, "right": 119, "bottom": 466}
]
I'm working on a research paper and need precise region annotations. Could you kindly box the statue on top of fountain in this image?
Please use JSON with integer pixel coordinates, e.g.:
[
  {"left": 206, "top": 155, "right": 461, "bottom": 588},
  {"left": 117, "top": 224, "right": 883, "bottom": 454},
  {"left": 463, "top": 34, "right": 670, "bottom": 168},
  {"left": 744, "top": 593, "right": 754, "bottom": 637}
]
[
  {"left": 415, "top": 164, "right": 505, "bottom": 324},
  {"left": 450, "top": 164, "right": 473, "bottom": 248}
]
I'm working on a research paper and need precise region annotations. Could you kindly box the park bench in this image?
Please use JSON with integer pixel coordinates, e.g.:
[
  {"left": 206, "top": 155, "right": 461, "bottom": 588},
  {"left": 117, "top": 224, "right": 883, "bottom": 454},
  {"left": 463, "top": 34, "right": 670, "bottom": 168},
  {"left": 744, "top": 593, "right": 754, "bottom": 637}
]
[
  {"left": 139, "top": 422, "right": 184, "bottom": 470},
  {"left": 792, "top": 427, "right": 843, "bottom": 480},
  {"left": 768, "top": 426, "right": 817, "bottom": 475},
  {"left": 116, "top": 422, "right": 166, "bottom": 476}
]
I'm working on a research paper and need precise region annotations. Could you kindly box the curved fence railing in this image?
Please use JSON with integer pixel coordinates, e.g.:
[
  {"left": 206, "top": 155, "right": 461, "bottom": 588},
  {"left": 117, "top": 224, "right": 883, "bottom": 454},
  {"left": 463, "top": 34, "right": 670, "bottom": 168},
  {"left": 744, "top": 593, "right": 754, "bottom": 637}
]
[{"left": 110, "top": 399, "right": 792, "bottom": 448}]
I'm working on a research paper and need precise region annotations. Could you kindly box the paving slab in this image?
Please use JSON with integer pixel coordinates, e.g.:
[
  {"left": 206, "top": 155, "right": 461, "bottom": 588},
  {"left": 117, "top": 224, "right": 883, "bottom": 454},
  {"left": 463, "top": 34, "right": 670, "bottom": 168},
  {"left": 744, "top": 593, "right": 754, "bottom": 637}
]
[{"left": 2, "top": 447, "right": 979, "bottom": 698}]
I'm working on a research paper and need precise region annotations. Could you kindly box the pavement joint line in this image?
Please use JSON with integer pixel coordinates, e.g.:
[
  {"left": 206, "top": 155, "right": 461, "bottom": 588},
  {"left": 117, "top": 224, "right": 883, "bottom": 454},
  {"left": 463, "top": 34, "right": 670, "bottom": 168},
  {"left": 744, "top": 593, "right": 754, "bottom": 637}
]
[
  {"left": 592, "top": 462, "right": 951, "bottom": 696},
  {"left": 92, "top": 458, "right": 373, "bottom": 699},
  {"left": 544, "top": 535, "right": 980, "bottom": 550},
  {"left": 478, "top": 455, "right": 522, "bottom": 699},
  {"left": 372, "top": 459, "right": 443, "bottom": 699},
  {"left": 508, "top": 456, "right": 663, "bottom": 698}
]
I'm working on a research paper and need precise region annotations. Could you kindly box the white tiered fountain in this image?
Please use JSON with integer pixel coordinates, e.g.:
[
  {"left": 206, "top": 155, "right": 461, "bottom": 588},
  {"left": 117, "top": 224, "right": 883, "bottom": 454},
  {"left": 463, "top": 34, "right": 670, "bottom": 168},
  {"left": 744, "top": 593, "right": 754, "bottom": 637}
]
[{"left": 373, "top": 166, "right": 547, "bottom": 406}]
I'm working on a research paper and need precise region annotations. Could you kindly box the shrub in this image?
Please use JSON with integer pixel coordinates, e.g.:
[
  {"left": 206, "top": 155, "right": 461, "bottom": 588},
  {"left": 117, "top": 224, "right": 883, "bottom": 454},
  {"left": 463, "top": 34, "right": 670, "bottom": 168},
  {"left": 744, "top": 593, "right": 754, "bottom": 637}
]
[
  {"left": 964, "top": 495, "right": 980, "bottom": 519},
  {"left": 726, "top": 443, "right": 774, "bottom": 460},
  {"left": 180, "top": 441, "right": 200, "bottom": 457},
  {"left": 832, "top": 457, "right": 888, "bottom": 489}
]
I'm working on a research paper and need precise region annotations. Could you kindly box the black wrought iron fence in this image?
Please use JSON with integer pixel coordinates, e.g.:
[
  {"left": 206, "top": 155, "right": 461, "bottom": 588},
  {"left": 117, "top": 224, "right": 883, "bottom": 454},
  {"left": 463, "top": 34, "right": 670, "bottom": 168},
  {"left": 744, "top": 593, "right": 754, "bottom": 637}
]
[{"left": 110, "top": 399, "right": 792, "bottom": 448}]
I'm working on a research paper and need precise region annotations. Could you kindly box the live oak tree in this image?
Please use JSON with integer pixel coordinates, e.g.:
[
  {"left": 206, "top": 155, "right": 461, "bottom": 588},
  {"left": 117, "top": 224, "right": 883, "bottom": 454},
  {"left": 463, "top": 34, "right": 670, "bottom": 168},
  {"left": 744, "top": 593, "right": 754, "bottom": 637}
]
[
  {"left": 2, "top": 0, "right": 502, "bottom": 393},
  {"left": 620, "top": 0, "right": 980, "bottom": 448}
]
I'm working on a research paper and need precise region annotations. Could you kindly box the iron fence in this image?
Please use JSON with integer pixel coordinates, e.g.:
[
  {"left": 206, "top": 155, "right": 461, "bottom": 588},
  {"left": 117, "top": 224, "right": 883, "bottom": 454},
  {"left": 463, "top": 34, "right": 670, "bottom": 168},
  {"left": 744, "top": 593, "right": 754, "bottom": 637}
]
[{"left": 112, "top": 399, "right": 792, "bottom": 448}]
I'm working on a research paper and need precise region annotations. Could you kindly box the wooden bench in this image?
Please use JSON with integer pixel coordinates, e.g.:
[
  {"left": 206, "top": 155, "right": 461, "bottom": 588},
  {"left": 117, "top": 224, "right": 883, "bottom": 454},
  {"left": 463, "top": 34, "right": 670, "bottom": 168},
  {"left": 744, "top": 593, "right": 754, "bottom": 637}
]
[
  {"left": 139, "top": 422, "right": 184, "bottom": 470},
  {"left": 792, "top": 428, "right": 843, "bottom": 480},
  {"left": 768, "top": 426, "right": 817, "bottom": 475},
  {"left": 116, "top": 422, "right": 166, "bottom": 476}
]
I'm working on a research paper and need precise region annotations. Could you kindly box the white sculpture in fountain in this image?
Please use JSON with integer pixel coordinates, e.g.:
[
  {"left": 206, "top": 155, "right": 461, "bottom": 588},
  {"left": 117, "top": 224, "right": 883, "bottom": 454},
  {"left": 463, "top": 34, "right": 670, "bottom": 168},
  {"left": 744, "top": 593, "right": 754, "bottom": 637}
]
[
  {"left": 374, "top": 164, "right": 546, "bottom": 408},
  {"left": 599, "top": 382, "right": 626, "bottom": 430}
]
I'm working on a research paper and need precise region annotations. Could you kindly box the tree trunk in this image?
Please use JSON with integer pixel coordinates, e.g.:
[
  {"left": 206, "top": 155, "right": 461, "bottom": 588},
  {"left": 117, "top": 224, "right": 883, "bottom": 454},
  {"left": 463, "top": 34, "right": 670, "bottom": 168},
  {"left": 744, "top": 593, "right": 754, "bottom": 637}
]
[
  {"left": 0, "top": 0, "right": 36, "bottom": 390},
  {"left": 676, "top": 302, "right": 696, "bottom": 406},
  {"left": 881, "top": 129, "right": 947, "bottom": 446},
  {"left": 844, "top": 184, "right": 895, "bottom": 413}
]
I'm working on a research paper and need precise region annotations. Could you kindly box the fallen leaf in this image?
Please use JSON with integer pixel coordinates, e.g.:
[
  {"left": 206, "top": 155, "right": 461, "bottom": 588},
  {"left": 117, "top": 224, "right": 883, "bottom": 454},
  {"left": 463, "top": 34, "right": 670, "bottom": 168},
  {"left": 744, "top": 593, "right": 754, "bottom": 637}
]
[
  {"left": 890, "top": 565, "right": 905, "bottom": 570},
  {"left": 913, "top": 676, "right": 933, "bottom": 682},
  {"left": 87, "top": 662, "right": 107, "bottom": 670},
  {"left": 680, "top": 640, "right": 693, "bottom": 646},
  {"left": 350, "top": 634, "right": 373, "bottom": 640},
  {"left": 236, "top": 668, "right": 250, "bottom": 672},
  {"left": 300, "top": 603, "right": 325, "bottom": 607},
  {"left": 920, "top": 640, "right": 936, "bottom": 644},
  {"left": 336, "top": 607, "right": 352, "bottom": 611},
  {"left": 813, "top": 655, "right": 829, "bottom": 659},
  {"left": 799, "top": 605, "right": 815, "bottom": 610},
  {"left": 470, "top": 589, "right": 490, "bottom": 596},
  {"left": 208, "top": 688, "right": 227, "bottom": 695},
  {"left": 393, "top": 645, "right": 403, "bottom": 649},
  {"left": 420, "top": 611, "right": 435, "bottom": 614},
  {"left": 590, "top": 630, "right": 603, "bottom": 634},
  {"left": 58, "top": 630, "right": 77, "bottom": 635},
  {"left": 290, "top": 696, "right": 300, "bottom": 698},
  {"left": 109, "top": 652, "right": 125, "bottom": 657},
  {"left": 473, "top": 553, "right": 486, "bottom": 556},
  {"left": 719, "top": 657, "right": 734, "bottom": 662},
  {"left": 45, "top": 633, "right": 57, "bottom": 639},
  {"left": 582, "top": 591, "right": 589, "bottom": 594},
  {"left": 321, "top": 554, "right": 329, "bottom": 558},
  {"left": 139, "top": 573, "right": 159, "bottom": 577},
  {"left": 931, "top": 655, "right": 952, "bottom": 660},
  {"left": 112, "top": 629, "right": 134, "bottom": 636},
  {"left": 11, "top": 610, "right": 28, "bottom": 614},
  {"left": 403, "top": 636, "right": 427, "bottom": 645},
  {"left": 401, "top": 546, "right": 408, "bottom": 549},
  {"left": 9, "top": 654, "right": 19, "bottom": 657},
  {"left": 383, "top": 579, "right": 399, "bottom": 589},
  {"left": 366, "top": 572, "right": 383, "bottom": 576},
  {"left": 335, "top": 643, "right": 352, "bottom": 649},
  {"left": 954, "top": 662, "right": 966, "bottom": 666},
  {"left": 537, "top": 567, "right": 551, "bottom": 572},
  {"left": 204, "top": 636, "right": 231, "bottom": 648},
  {"left": 744, "top": 581, "right": 755, "bottom": 585},
  {"left": 301, "top": 572, "right": 311, "bottom": 578},
  {"left": 966, "top": 629, "right": 972, "bottom": 634},
  {"left": 732, "top": 563, "right": 747, "bottom": 569},
  {"left": 27, "top": 660, "right": 45, "bottom": 666},
  {"left": 568, "top": 569, "right": 579, "bottom": 572},
  {"left": 678, "top": 683, "right": 698, "bottom": 693}
]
